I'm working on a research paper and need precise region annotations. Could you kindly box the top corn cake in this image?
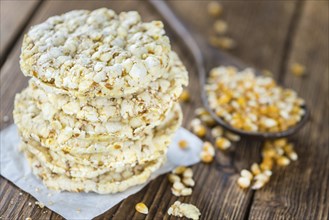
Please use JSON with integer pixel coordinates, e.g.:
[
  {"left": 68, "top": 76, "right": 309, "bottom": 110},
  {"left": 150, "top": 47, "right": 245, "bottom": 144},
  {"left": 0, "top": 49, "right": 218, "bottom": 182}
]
[{"left": 20, "top": 8, "right": 171, "bottom": 98}]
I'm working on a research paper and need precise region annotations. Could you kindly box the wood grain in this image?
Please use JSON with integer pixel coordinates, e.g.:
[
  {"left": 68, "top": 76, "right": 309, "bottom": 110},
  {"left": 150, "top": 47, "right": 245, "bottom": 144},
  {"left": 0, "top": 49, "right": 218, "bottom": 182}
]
[
  {"left": 0, "top": 1, "right": 328, "bottom": 220},
  {"left": 249, "top": 1, "right": 329, "bottom": 219},
  {"left": 0, "top": 0, "right": 41, "bottom": 63}
]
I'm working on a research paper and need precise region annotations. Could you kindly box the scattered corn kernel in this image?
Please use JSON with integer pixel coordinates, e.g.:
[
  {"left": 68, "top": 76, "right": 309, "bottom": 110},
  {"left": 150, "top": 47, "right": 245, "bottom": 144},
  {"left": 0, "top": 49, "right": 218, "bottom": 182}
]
[
  {"left": 168, "top": 174, "right": 181, "bottom": 183},
  {"left": 190, "top": 118, "right": 202, "bottom": 128},
  {"left": 291, "top": 63, "right": 306, "bottom": 76},
  {"left": 237, "top": 177, "right": 251, "bottom": 189},
  {"left": 179, "top": 89, "right": 190, "bottom": 102},
  {"left": 171, "top": 188, "right": 181, "bottom": 197},
  {"left": 225, "top": 131, "right": 240, "bottom": 142},
  {"left": 213, "top": 20, "right": 227, "bottom": 34},
  {"left": 193, "top": 124, "right": 207, "bottom": 138},
  {"left": 276, "top": 156, "right": 290, "bottom": 166},
  {"left": 183, "top": 168, "right": 193, "bottom": 178},
  {"left": 173, "top": 181, "right": 185, "bottom": 191},
  {"left": 194, "top": 107, "right": 209, "bottom": 117},
  {"left": 178, "top": 140, "right": 188, "bottom": 149},
  {"left": 211, "top": 126, "right": 224, "bottom": 138},
  {"left": 240, "top": 169, "right": 253, "bottom": 180},
  {"left": 251, "top": 163, "right": 261, "bottom": 175},
  {"left": 200, "top": 152, "right": 214, "bottom": 163},
  {"left": 183, "top": 178, "right": 195, "bottom": 187},
  {"left": 207, "top": 1, "right": 223, "bottom": 17},
  {"left": 200, "top": 114, "right": 216, "bottom": 126},
  {"left": 215, "top": 137, "right": 231, "bottom": 150},
  {"left": 181, "top": 188, "right": 193, "bottom": 196},
  {"left": 287, "top": 151, "right": 298, "bottom": 161},
  {"left": 209, "top": 36, "right": 236, "bottom": 50},
  {"left": 251, "top": 180, "right": 265, "bottom": 190},
  {"left": 135, "top": 202, "right": 149, "bottom": 215},
  {"left": 173, "top": 166, "right": 187, "bottom": 175}
]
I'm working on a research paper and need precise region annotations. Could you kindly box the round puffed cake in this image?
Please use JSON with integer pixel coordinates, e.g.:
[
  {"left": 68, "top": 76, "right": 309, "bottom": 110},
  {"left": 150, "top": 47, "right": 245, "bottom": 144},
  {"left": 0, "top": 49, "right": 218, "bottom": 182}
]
[
  {"left": 17, "top": 103, "right": 182, "bottom": 176},
  {"left": 20, "top": 8, "right": 171, "bottom": 98},
  {"left": 14, "top": 51, "right": 187, "bottom": 142},
  {"left": 25, "top": 150, "right": 166, "bottom": 194}
]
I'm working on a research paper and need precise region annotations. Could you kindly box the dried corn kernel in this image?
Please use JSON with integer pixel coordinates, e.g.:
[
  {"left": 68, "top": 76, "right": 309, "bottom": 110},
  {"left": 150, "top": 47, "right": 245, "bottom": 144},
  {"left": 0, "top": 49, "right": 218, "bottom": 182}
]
[
  {"left": 211, "top": 126, "right": 224, "bottom": 138},
  {"left": 240, "top": 169, "right": 253, "bottom": 180},
  {"left": 273, "top": 138, "right": 287, "bottom": 148},
  {"left": 276, "top": 156, "right": 290, "bottom": 166},
  {"left": 179, "top": 89, "right": 190, "bottom": 102},
  {"left": 168, "top": 174, "right": 181, "bottom": 183},
  {"left": 173, "top": 181, "right": 185, "bottom": 191},
  {"left": 213, "top": 20, "right": 227, "bottom": 34},
  {"left": 215, "top": 137, "right": 231, "bottom": 150},
  {"left": 183, "top": 178, "right": 195, "bottom": 187},
  {"left": 207, "top": 1, "right": 223, "bottom": 17},
  {"left": 291, "top": 63, "right": 305, "bottom": 76},
  {"left": 173, "top": 166, "right": 187, "bottom": 175},
  {"left": 251, "top": 163, "right": 261, "bottom": 175},
  {"left": 237, "top": 177, "right": 251, "bottom": 189},
  {"left": 209, "top": 36, "right": 236, "bottom": 50},
  {"left": 193, "top": 124, "right": 207, "bottom": 138},
  {"left": 287, "top": 151, "right": 298, "bottom": 161},
  {"left": 135, "top": 202, "right": 149, "bottom": 215},
  {"left": 181, "top": 188, "right": 193, "bottom": 196},
  {"left": 183, "top": 168, "right": 193, "bottom": 178},
  {"left": 178, "top": 140, "right": 188, "bottom": 149},
  {"left": 200, "top": 114, "right": 216, "bottom": 127},
  {"left": 194, "top": 107, "right": 209, "bottom": 117},
  {"left": 251, "top": 180, "right": 265, "bottom": 190},
  {"left": 190, "top": 118, "right": 202, "bottom": 128},
  {"left": 225, "top": 131, "right": 240, "bottom": 142},
  {"left": 200, "top": 152, "right": 214, "bottom": 163}
]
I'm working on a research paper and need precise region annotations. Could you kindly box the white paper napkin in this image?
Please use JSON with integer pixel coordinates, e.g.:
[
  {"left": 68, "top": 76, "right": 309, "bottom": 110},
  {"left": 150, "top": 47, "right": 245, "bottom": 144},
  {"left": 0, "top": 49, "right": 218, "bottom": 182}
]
[{"left": 0, "top": 124, "right": 202, "bottom": 219}]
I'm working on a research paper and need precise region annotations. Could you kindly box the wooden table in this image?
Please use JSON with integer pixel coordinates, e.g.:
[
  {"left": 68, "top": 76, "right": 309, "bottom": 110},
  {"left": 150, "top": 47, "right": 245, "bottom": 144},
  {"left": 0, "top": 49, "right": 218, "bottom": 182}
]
[{"left": 1, "top": 1, "right": 328, "bottom": 219}]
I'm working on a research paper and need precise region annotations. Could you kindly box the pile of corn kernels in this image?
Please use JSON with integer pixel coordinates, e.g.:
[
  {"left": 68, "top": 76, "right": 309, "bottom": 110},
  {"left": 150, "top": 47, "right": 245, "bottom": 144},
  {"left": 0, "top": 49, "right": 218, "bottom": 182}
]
[
  {"left": 237, "top": 138, "right": 298, "bottom": 189},
  {"left": 206, "top": 66, "right": 305, "bottom": 133}
]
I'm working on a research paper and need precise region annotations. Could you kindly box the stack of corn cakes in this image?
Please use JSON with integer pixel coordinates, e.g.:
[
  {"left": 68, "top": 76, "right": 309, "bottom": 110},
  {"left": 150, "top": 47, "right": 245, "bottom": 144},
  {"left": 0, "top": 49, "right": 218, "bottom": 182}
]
[{"left": 13, "top": 8, "right": 188, "bottom": 194}]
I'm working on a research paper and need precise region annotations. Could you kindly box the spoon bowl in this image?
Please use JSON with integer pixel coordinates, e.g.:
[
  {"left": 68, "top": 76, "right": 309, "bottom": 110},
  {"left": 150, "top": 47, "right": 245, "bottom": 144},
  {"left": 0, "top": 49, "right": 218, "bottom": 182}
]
[{"left": 150, "top": 0, "right": 309, "bottom": 139}]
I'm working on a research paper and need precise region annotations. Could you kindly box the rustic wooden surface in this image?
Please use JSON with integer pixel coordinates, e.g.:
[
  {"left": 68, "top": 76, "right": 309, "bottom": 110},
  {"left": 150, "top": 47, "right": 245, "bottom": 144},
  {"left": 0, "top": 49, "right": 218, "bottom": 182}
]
[{"left": 0, "top": 1, "right": 328, "bottom": 219}]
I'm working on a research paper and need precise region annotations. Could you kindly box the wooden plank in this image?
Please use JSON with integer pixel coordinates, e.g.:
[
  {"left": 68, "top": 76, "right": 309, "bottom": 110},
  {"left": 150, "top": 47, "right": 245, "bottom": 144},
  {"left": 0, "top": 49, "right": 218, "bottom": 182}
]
[
  {"left": 0, "top": 1, "right": 301, "bottom": 220},
  {"left": 0, "top": 0, "right": 40, "bottom": 61},
  {"left": 249, "top": 1, "right": 329, "bottom": 219},
  {"left": 168, "top": 1, "right": 297, "bottom": 77}
]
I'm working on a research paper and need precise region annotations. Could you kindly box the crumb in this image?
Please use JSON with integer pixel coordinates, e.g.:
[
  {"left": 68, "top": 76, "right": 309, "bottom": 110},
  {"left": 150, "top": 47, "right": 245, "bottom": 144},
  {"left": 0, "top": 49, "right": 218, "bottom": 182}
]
[
  {"left": 168, "top": 201, "right": 201, "bottom": 220},
  {"left": 25, "top": 218, "right": 32, "bottom": 220},
  {"left": 19, "top": 192, "right": 23, "bottom": 196},
  {"left": 35, "top": 187, "right": 40, "bottom": 192},
  {"left": 47, "top": 193, "right": 52, "bottom": 197},
  {"left": 76, "top": 208, "right": 81, "bottom": 213},
  {"left": 28, "top": 202, "right": 32, "bottom": 206}
]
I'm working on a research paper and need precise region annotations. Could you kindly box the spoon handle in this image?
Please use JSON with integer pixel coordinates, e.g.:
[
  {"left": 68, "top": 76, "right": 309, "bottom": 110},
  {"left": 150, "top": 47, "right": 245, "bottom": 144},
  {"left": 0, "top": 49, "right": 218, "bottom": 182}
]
[{"left": 149, "top": 0, "right": 206, "bottom": 89}]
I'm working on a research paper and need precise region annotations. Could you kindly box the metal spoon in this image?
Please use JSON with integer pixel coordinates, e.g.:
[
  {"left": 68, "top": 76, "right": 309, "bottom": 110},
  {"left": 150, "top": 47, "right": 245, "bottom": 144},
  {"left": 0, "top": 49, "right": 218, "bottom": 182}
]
[{"left": 149, "top": 0, "right": 309, "bottom": 139}]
